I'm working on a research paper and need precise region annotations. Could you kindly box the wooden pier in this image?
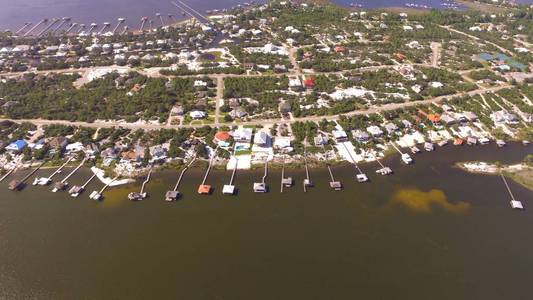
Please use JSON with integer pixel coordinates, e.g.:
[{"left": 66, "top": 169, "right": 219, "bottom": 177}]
[
  {"left": 373, "top": 154, "right": 393, "bottom": 176},
  {"left": 69, "top": 173, "right": 97, "bottom": 197},
  {"left": 322, "top": 145, "right": 342, "bottom": 190},
  {"left": 340, "top": 142, "right": 368, "bottom": 183},
  {"left": 390, "top": 142, "right": 413, "bottom": 165},
  {"left": 198, "top": 147, "right": 218, "bottom": 195},
  {"left": 223, "top": 157, "right": 238, "bottom": 195},
  {"left": 0, "top": 168, "right": 16, "bottom": 183},
  {"left": 89, "top": 176, "right": 118, "bottom": 201},
  {"left": 166, "top": 157, "right": 196, "bottom": 201},
  {"left": 303, "top": 151, "right": 313, "bottom": 192},
  {"left": 8, "top": 162, "right": 45, "bottom": 191},
  {"left": 280, "top": 157, "right": 293, "bottom": 193},
  {"left": 128, "top": 167, "right": 152, "bottom": 201},
  {"left": 34, "top": 157, "right": 74, "bottom": 186},
  {"left": 500, "top": 172, "right": 524, "bottom": 210},
  {"left": 52, "top": 158, "right": 86, "bottom": 192},
  {"left": 253, "top": 160, "right": 268, "bottom": 193}
]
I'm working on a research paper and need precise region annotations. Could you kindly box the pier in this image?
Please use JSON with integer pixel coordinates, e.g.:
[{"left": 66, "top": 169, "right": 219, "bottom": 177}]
[
  {"left": 89, "top": 176, "right": 118, "bottom": 201},
  {"left": 52, "top": 158, "right": 86, "bottom": 192},
  {"left": 500, "top": 172, "right": 524, "bottom": 210},
  {"left": 323, "top": 146, "right": 342, "bottom": 191},
  {"left": 0, "top": 168, "right": 16, "bottom": 183},
  {"left": 8, "top": 162, "right": 45, "bottom": 191},
  {"left": 128, "top": 168, "right": 153, "bottom": 201},
  {"left": 34, "top": 157, "right": 74, "bottom": 186},
  {"left": 391, "top": 142, "right": 413, "bottom": 165},
  {"left": 280, "top": 156, "right": 293, "bottom": 193},
  {"left": 303, "top": 150, "right": 313, "bottom": 192},
  {"left": 373, "top": 155, "right": 393, "bottom": 176},
  {"left": 166, "top": 157, "right": 196, "bottom": 201},
  {"left": 198, "top": 147, "right": 218, "bottom": 195},
  {"left": 340, "top": 143, "right": 368, "bottom": 183},
  {"left": 38, "top": 18, "right": 59, "bottom": 36},
  {"left": 69, "top": 173, "right": 96, "bottom": 197},
  {"left": 24, "top": 19, "right": 47, "bottom": 36},
  {"left": 253, "top": 160, "right": 268, "bottom": 193},
  {"left": 223, "top": 156, "right": 237, "bottom": 195}
]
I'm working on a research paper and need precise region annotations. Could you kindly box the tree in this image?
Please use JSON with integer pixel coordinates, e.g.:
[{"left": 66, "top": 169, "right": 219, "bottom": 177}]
[{"left": 142, "top": 147, "right": 151, "bottom": 167}]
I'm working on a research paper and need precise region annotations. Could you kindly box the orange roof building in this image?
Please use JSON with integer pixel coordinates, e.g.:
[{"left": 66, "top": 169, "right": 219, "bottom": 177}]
[
  {"left": 427, "top": 114, "right": 441, "bottom": 123},
  {"left": 214, "top": 131, "right": 230, "bottom": 142}
]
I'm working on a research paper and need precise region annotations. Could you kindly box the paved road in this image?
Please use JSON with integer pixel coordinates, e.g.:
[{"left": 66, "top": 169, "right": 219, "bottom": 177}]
[{"left": 0, "top": 85, "right": 510, "bottom": 130}]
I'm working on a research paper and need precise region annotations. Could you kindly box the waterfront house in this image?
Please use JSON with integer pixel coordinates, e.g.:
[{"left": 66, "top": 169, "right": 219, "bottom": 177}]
[
  {"left": 214, "top": 131, "right": 231, "bottom": 147},
  {"left": 233, "top": 128, "right": 253, "bottom": 143},
  {"left": 352, "top": 130, "right": 370, "bottom": 143},
  {"left": 490, "top": 110, "right": 518, "bottom": 125},
  {"left": 440, "top": 114, "right": 456, "bottom": 125},
  {"left": 332, "top": 129, "right": 348, "bottom": 142},
  {"left": 49, "top": 136, "right": 68, "bottom": 150},
  {"left": 384, "top": 123, "right": 399, "bottom": 135},
  {"left": 254, "top": 132, "right": 270, "bottom": 147},
  {"left": 66, "top": 142, "right": 84, "bottom": 153},
  {"left": 6, "top": 140, "right": 27, "bottom": 152},
  {"left": 314, "top": 134, "right": 328, "bottom": 146},
  {"left": 274, "top": 137, "right": 292, "bottom": 152},
  {"left": 366, "top": 126, "right": 384, "bottom": 137}
]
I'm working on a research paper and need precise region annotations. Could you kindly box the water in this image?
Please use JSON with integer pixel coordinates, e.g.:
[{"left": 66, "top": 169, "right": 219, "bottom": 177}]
[
  {"left": 0, "top": 144, "right": 532, "bottom": 299},
  {"left": 2, "top": 0, "right": 532, "bottom": 31}
]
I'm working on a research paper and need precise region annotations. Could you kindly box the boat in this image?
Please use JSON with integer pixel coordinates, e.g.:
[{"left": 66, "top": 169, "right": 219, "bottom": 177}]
[
  {"left": 165, "top": 190, "right": 180, "bottom": 202},
  {"left": 33, "top": 177, "right": 51, "bottom": 186},
  {"left": 282, "top": 177, "right": 294, "bottom": 187},
  {"left": 128, "top": 192, "right": 146, "bottom": 201},
  {"left": 453, "top": 138, "right": 464, "bottom": 146},
  {"left": 303, "top": 179, "right": 314, "bottom": 187},
  {"left": 522, "top": 140, "right": 529, "bottom": 146},
  {"left": 424, "top": 142, "right": 435, "bottom": 152},
  {"left": 376, "top": 167, "right": 393, "bottom": 175},
  {"left": 356, "top": 173, "right": 369, "bottom": 183},
  {"left": 466, "top": 137, "right": 477, "bottom": 146},
  {"left": 410, "top": 146, "right": 420, "bottom": 154},
  {"left": 401, "top": 153, "right": 413, "bottom": 164},
  {"left": 89, "top": 191, "right": 101, "bottom": 201},
  {"left": 496, "top": 140, "right": 506, "bottom": 148}
]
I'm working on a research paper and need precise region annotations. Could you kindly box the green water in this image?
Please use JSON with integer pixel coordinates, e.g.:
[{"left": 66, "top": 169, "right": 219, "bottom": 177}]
[{"left": 0, "top": 144, "right": 532, "bottom": 299}]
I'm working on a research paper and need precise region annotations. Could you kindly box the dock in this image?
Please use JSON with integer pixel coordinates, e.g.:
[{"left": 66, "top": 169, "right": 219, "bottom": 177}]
[
  {"left": 223, "top": 157, "right": 237, "bottom": 195},
  {"left": 69, "top": 173, "right": 96, "bottom": 197},
  {"left": 323, "top": 145, "right": 342, "bottom": 190},
  {"left": 373, "top": 154, "right": 393, "bottom": 176},
  {"left": 198, "top": 147, "right": 218, "bottom": 195},
  {"left": 128, "top": 167, "right": 152, "bottom": 201},
  {"left": 166, "top": 157, "right": 196, "bottom": 201},
  {"left": 0, "top": 168, "right": 16, "bottom": 183},
  {"left": 33, "top": 157, "right": 74, "bottom": 186},
  {"left": 253, "top": 160, "right": 268, "bottom": 193},
  {"left": 303, "top": 151, "right": 313, "bottom": 192},
  {"left": 280, "top": 157, "right": 293, "bottom": 193},
  {"left": 340, "top": 143, "right": 368, "bottom": 183},
  {"left": 500, "top": 172, "right": 524, "bottom": 210},
  {"left": 89, "top": 176, "right": 118, "bottom": 201},
  {"left": 52, "top": 158, "right": 86, "bottom": 192},
  {"left": 391, "top": 142, "right": 413, "bottom": 165},
  {"left": 8, "top": 162, "right": 45, "bottom": 191}
]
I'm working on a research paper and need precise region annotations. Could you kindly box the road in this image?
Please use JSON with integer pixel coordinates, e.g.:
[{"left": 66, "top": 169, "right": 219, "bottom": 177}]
[
  {"left": 430, "top": 42, "right": 441, "bottom": 67},
  {"left": 0, "top": 85, "right": 510, "bottom": 131}
]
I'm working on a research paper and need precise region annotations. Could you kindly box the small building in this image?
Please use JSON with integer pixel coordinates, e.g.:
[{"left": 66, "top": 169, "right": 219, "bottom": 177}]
[
  {"left": 314, "top": 134, "right": 328, "bottom": 146},
  {"left": 366, "top": 126, "right": 384, "bottom": 137},
  {"left": 233, "top": 128, "right": 253, "bottom": 143},
  {"left": 254, "top": 132, "right": 270, "bottom": 147},
  {"left": 49, "top": 136, "right": 68, "bottom": 150},
  {"left": 189, "top": 110, "right": 206, "bottom": 119},
  {"left": 5, "top": 140, "right": 27, "bottom": 152},
  {"left": 332, "top": 130, "right": 348, "bottom": 142},
  {"left": 352, "top": 130, "right": 370, "bottom": 143}
]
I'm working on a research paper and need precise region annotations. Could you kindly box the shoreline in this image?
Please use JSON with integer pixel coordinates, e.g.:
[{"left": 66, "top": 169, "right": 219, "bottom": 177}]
[{"left": 456, "top": 159, "right": 533, "bottom": 191}]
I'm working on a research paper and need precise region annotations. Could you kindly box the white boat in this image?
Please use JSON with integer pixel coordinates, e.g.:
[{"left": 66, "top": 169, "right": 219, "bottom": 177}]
[
  {"left": 33, "top": 177, "right": 51, "bottom": 186},
  {"left": 376, "top": 167, "right": 393, "bottom": 175},
  {"left": 437, "top": 140, "right": 448, "bottom": 147},
  {"left": 402, "top": 153, "right": 413, "bottom": 164},
  {"left": 410, "top": 146, "right": 420, "bottom": 154},
  {"left": 424, "top": 142, "right": 435, "bottom": 152},
  {"left": 479, "top": 137, "right": 490, "bottom": 145},
  {"left": 496, "top": 140, "right": 506, "bottom": 147},
  {"left": 253, "top": 182, "right": 267, "bottom": 193}
]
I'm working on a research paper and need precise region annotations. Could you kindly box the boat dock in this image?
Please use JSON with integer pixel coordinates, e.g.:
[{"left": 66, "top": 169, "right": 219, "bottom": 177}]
[
  {"left": 8, "top": 162, "right": 45, "bottom": 191},
  {"left": 166, "top": 157, "right": 196, "bottom": 201},
  {"left": 391, "top": 142, "right": 413, "bottom": 165},
  {"left": 52, "top": 158, "right": 86, "bottom": 192},
  {"left": 128, "top": 168, "right": 153, "bottom": 201},
  {"left": 500, "top": 172, "right": 524, "bottom": 210},
  {"left": 0, "top": 168, "right": 16, "bottom": 183},
  {"left": 303, "top": 151, "right": 313, "bottom": 192},
  {"left": 223, "top": 157, "right": 237, "bottom": 195},
  {"left": 323, "top": 146, "right": 342, "bottom": 190},
  {"left": 89, "top": 176, "right": 118, "bottom": 201},
  {"left": 280, "top": 157, "right": 293, "bottom": 193},
  {"left": 373, "top": 155, "right": 393, "bottom": 176},
  {"left": 340, "top": 143, "right": 368, "bottom": 183},
  {"left": 33, "top": 157, "right": 74, "bottom": 186},
  {"left": 198, "top": 148, "right": 218, "bottom": 195},
  {"left": 69, "top": 173, "right": 96, "bottom": 197},
  {"left": 253, "top": 160, "right": 268, "bottom": 193}
]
